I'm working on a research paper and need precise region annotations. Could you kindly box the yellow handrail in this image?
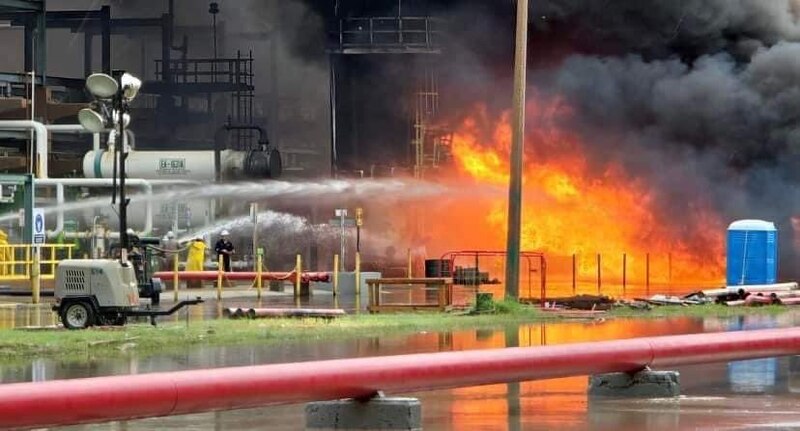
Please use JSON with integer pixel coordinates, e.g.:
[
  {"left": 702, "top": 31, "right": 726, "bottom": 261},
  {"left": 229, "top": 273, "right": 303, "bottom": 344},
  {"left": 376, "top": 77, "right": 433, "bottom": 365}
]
[{"left": 0, "top": 244, "right": 76, "bottom": 281}]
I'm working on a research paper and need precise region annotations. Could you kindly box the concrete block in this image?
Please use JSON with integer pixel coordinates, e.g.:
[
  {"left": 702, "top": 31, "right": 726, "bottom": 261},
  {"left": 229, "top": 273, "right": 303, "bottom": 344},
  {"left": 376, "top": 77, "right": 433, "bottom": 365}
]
[
  {"left": 588, "top": 370, "right": 680, "bottom": 398},
  {"left": 306, "top": 397, "right": 421, "bottom": 430}
]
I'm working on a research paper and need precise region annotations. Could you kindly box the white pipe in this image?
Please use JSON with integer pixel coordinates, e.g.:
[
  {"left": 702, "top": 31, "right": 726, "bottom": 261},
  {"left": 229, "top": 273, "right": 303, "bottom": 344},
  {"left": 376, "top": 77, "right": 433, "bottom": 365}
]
[
  {"left": 36, "top": 178, "right": 155, "bottom": 238},
  {"left": 0, "top": 120, "right": 48, "bottom": 178},
  {"left": 44, "top": 183, "right": 65, "bottom": 237},
  {"left": 45, "top": 124, "right": 103, "bottom": 152}
]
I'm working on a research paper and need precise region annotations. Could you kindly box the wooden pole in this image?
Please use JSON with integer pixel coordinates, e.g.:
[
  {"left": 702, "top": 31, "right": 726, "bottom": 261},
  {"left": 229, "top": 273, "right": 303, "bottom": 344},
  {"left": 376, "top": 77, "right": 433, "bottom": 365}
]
[{"left": 504, "top": 0, "right": 529, "bottom": 300}]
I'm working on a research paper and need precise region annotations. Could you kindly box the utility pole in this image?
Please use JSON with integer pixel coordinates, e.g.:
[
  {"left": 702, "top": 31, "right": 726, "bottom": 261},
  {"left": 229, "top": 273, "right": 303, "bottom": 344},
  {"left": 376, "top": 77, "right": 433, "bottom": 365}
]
[{"left": 504, "top": 0, "right": 529, "bottom": 300}]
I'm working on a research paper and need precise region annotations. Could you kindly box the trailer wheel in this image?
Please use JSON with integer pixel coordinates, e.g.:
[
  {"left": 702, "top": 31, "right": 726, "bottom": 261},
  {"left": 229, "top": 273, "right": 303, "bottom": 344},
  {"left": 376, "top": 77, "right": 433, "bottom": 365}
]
[{"left": 61, "top": 302, "right": 93, "bottom": 330}]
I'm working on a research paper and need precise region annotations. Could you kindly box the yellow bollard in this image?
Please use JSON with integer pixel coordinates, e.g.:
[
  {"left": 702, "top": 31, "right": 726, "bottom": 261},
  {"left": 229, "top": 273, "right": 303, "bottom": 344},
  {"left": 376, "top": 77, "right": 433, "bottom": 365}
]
[
  {"left": 256, "top": 252, "right": 263, "bottom": 300},
  {"left": 333, "top": 254, "right": 340, "bottom": 297},
  {"left": 31, "top": 246, "right": 40, "bottom": 305},
  {"left": 25, "top": 246, "right": 30, "bottom": 278},
  {"left": 217, "top": 254, "right": 224, "bottom": 301},
  {"left": 407, "top": 248, "right": 412, "bottom": 278},
  {"left": 355, "top": 251, "right": 361, "bottom": 297},
  {"left": 173, "top": 253, "right": 179, "bottom": 303},
  {"left": 295, "top": 254, "right": 302, "bottom": 307}
]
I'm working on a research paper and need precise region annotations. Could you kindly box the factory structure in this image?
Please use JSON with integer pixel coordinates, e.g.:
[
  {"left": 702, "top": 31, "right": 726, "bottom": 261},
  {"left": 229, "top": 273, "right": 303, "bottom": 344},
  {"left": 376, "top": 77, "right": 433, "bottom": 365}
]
[{"left": 0, "top": 0, "right": 450, "bottom": 263}]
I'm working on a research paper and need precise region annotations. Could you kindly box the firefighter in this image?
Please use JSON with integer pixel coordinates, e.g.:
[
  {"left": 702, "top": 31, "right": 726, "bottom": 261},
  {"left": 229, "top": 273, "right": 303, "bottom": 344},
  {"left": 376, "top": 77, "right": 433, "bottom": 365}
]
[
  {"left": 185, "top": 236, "right": 206, "bottom": 288},
  {"left": 214, "top": 230, "right": 235, "bottom": 272},
  {"left": 186, "top": 236, "right": 206, "bottom": 271}
]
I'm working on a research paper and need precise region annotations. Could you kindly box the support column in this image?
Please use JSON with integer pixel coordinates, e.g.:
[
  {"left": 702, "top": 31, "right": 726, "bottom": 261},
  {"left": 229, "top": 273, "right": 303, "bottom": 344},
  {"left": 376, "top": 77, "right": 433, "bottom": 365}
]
[
  {"left": 84, "top": 32, "right": 93, "bottom": 77},
  {"left": 306, "top": 396, "right": 421, "bottom": 430},
  {"left": 588, "top": 370, "right": 680, "bottom": 398},
  {"left": 101, "top": 6, "right": 111, "bottom": 74}
]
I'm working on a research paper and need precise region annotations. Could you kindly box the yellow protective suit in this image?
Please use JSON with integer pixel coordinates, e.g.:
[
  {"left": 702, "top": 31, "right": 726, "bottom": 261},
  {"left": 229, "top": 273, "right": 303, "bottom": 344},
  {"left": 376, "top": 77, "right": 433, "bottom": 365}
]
[
  {"left": 0, "top": 229, "right": 7, "bottom": 276},
  {"left": 186, "top": 239, "right": 206, "bottom": 271}
]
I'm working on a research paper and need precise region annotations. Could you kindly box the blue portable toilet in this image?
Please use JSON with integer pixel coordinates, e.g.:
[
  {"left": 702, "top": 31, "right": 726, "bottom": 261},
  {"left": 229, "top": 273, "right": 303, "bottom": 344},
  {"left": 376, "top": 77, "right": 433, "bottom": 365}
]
[{"left": 726, "top": 220, "right": 778, "bottom": 287}]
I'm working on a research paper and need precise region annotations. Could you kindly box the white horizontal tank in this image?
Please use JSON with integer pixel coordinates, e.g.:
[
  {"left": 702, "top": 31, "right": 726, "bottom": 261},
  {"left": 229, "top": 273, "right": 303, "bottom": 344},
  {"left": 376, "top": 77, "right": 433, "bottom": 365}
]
[{"left": 82, "top": 150, "right": 271, "bottom": 182}]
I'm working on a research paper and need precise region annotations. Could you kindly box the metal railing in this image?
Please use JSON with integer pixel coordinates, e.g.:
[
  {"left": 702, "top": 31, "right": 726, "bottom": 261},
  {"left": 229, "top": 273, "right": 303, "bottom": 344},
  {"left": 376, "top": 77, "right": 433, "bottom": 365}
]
[
  {"left": 0, "top": 244, "right": 75, "bottom": 281},
  {"left": 333, "top": 16, "right": 442, "bottom": 51},
  {"left": 154, "top": 56, "right": 254, "bottom": 86}
]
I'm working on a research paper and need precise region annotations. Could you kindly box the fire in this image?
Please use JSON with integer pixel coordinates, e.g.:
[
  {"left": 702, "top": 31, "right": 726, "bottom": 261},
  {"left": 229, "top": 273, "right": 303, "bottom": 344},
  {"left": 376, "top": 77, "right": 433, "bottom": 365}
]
[{"left": 419, "top": 97, "right": 725, "bottom": 293}]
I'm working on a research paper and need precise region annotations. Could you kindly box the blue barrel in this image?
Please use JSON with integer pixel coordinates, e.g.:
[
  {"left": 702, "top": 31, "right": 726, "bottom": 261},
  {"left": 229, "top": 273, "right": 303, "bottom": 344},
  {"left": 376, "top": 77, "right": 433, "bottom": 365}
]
[{"left": 726, "top": 220, "right": 778, "bottom": 286}]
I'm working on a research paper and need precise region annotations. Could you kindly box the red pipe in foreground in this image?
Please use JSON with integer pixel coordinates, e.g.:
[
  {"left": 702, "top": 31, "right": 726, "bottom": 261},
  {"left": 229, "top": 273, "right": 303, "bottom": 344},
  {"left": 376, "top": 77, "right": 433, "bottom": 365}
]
[
  {"left": 1, "top": 327, "right": 800, "bottom": 429},
  {"left": 152, "top": 271, "right": 331, "bottom": 283}
]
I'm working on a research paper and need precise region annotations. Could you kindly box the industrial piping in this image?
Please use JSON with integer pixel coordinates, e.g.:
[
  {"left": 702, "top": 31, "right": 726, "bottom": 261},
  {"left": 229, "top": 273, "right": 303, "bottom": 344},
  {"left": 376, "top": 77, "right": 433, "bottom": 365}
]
[
  {"left": 34, "top": 178, "right": 182, "bottom": 238},
  {"left": 1, "top": 327, "right": 800, "bottom": 429},
  {"left": 44, "top": 124, "right": 102, "bottom": 151},
  {"left": 0, "top": 120, "right": 48, "bottom": 178}
]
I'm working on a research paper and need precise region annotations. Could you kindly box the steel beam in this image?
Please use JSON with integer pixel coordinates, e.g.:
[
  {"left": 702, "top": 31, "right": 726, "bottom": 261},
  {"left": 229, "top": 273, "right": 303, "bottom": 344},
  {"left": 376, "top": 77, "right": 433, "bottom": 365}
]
[{"left": 1, "top": 327, "right": 800, "bottom": 428}]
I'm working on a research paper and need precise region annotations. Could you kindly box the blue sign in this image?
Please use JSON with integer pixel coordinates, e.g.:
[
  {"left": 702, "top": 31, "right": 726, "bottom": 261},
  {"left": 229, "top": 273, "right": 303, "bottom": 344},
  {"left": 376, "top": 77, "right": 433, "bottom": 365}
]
[
  {"left": 32, "top": 208, "right": 45, "bottom": 245},
  {"left": 34, "top": 214, "right": 43, "bottom": 234}
]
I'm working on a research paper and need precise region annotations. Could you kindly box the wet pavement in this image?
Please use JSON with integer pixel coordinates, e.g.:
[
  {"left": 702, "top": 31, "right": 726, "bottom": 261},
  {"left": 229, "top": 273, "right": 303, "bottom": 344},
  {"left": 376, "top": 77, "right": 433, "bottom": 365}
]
[{"left": 0, "top": 310, "right": 799, "bottom": 429}]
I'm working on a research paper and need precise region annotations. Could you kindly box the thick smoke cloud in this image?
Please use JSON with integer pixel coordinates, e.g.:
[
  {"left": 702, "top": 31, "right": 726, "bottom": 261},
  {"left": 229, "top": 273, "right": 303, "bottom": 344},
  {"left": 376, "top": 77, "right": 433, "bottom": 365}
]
[
  {"left": 291, "top": 0, "right": 800, "bottom": 273},
  {"left": 530, "top": 0, "right": 800, "bottom": 58}
]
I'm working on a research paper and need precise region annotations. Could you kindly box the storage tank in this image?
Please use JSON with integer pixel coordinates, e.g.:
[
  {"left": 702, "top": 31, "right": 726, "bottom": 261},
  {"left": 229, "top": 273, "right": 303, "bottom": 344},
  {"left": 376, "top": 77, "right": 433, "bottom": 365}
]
[
  {"left": 82, "top": 149, "right": 281, "bottom": 181},
  {"left": 726, "top": 219, "right": 778, "bottom": 286}
]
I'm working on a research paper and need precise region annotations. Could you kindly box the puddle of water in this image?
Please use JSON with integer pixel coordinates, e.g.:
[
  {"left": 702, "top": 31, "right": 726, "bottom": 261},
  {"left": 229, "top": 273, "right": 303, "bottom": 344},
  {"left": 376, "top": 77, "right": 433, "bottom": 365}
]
[
  {"left": 2, "top": 312, "right": 800, "bottom": 429},
  {"left": 0, "top": 303, "right": 59, "bottom": 329}
]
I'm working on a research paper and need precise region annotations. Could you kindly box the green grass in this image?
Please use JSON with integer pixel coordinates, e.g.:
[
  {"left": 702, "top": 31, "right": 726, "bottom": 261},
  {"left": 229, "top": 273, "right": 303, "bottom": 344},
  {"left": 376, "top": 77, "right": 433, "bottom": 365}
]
[{"left": 0, "top": 303, "right": 791, "bottom": 364}]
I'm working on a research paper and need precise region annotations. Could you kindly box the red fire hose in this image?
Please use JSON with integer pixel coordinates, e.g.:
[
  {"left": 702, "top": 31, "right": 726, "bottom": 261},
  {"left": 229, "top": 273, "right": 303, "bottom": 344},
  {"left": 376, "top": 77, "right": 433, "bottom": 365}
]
[{"left": 1, "top": 327, "right": 799, "bottom": 429}]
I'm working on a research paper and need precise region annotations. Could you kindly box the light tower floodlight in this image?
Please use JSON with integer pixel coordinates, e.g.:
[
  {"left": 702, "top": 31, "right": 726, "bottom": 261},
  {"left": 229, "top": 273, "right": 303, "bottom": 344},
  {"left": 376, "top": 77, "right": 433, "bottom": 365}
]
[
  {"left": 77, "top": 108, "right": 107, "bottom": 133},
  {"left": 119, "top": 73, "right": 142, "bottom": 101},
  {"left": 85, "top": 73, "right": 119, "bottom": 99}
]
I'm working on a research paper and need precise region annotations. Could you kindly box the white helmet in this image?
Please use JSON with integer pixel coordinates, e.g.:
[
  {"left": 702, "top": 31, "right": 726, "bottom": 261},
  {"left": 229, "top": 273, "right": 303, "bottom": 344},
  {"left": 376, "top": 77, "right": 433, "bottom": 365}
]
[
  {"left": 220, "top": 230, "right": 230, "bottom": 236},
  {"left": 126, "top": 228, "right": 134, "bottom": 235},
  {"left": 166, "top": 231, "right": 175, "bottom": 239}
]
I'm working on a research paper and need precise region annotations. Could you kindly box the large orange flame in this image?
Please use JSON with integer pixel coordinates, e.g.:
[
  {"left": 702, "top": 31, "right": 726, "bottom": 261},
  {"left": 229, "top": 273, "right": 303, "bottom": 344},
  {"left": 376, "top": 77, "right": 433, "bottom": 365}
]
[{"left": 415, "top": 97, "right": 724, "bottom": 295}]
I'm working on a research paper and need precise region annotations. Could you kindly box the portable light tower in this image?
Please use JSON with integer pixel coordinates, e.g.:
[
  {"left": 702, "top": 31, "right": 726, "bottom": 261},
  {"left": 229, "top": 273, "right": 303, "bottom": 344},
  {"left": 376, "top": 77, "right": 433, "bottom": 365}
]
[{"left": 79, "top": 71, "right": 142, "bottom": 254}]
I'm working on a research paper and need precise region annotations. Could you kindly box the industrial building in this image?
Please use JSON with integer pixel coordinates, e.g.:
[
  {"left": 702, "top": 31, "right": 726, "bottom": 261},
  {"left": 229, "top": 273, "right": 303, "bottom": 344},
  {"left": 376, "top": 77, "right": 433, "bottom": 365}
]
[{"left": 0, "top": 0, "right": 452, "bottom": 180}]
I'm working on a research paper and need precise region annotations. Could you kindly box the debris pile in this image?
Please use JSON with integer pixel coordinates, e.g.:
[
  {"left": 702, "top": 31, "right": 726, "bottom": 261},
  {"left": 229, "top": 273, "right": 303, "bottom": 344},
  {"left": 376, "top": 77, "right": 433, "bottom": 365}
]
[{"left": 223, "top": 308, "right": 346, "bottom": 320}]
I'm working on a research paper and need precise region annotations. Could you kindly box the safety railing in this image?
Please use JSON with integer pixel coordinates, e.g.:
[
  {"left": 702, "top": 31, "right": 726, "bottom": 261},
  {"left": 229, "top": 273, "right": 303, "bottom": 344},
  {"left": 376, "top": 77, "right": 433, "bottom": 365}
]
[
  {"left": 0, "top": 244, "right": 75, "bottom": 281},
  {"left": 333, "top": 16, "right": 442, "bottom": 52},
  {"left": 367, "top": 277, "right": 453, "bottom": 313}
]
